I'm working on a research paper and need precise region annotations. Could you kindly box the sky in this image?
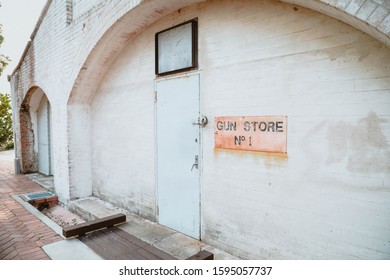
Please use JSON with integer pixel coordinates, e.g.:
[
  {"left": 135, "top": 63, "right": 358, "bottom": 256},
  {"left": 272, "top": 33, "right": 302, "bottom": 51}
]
[{"left": 0, "top": 0, "right": 47, "bottom": 93}]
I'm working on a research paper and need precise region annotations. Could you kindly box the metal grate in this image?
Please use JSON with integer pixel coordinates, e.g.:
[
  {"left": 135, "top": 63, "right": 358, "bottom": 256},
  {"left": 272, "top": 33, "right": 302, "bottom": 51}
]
[{"left": 24, "top": 191, "right": 55, "bottom": 201}]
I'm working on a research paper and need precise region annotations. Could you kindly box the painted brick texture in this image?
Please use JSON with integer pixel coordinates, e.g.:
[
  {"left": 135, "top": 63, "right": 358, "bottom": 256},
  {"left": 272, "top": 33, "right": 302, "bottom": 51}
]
[
  {"left": 8, "top": 0, "right": 390, "bottom": 259},
  {"left": 91, "top": 0, "right": 390, "bottom": 259},
  {"left": 10, "top": 1, "right": 390, "bottom": 201}
]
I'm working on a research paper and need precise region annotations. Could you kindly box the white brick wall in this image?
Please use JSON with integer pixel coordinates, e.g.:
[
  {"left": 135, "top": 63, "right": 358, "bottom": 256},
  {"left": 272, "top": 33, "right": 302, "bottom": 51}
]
[
  {"left": 88, "top": 0, "right": 390, "bottom": 259},
  {"left": 9, "top": 0, "right": 390, "bottom": 259},
  {"left": 11, "top": 0, "right": 390, "bottom": 151},
  {"left": 199, "top": 1, "right": 390, "bottom": 258}
]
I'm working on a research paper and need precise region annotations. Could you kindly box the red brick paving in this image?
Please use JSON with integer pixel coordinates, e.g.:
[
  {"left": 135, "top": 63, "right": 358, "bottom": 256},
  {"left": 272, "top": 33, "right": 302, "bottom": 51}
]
[{"left": 0, "top": 153, "right": 62, "bottom": 260}]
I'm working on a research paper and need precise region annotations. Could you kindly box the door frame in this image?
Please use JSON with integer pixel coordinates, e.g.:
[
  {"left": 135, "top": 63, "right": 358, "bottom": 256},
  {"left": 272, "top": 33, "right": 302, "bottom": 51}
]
[{"left": 154, "top": 71, "right": 203, "bottom": 239}]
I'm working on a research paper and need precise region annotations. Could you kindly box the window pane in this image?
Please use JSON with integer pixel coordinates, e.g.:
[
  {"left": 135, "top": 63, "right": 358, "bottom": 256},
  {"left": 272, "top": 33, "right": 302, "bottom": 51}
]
[{"left": 157, "top": 22, "right": 193, "bottom": 74}]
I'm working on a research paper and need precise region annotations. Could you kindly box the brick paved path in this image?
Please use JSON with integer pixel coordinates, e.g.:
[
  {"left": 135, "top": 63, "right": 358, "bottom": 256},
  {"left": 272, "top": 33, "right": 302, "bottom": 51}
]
[{"left": 0, "top": 151, "right": 62, "bottom": 260}]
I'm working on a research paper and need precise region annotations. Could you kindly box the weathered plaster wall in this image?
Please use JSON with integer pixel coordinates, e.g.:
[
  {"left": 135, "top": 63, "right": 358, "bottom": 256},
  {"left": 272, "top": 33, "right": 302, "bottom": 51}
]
[
  {"left": 88, "top": 0, "right": 390, "bottom": 259},
  {"left": 9, "top": 0, "right": 390, "bottom": 259},
  {"left": 199, "top": 0, "right": 390, "bottom": 259},
  {"left": 66, "top": 0, "right": 206, "bottom": 200},
  {"left": 19, "top": 89, "right": 38, "bottom": 173},
  {"left": 11, "top": 0, "right": 71, "bottom": 198},
  {"left": 90, "top": 29, "right": 156, "bottom": 219},
  {"left": 10, "top": 0, "right": 390, "bottom": 201}
]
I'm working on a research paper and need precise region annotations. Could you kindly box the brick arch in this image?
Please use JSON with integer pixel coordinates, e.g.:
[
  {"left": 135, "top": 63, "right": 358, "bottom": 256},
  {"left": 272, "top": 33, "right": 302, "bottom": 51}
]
[
  {"left": 66, "top": 0, "right": 206, "bottom": 199},
  {"left": 67, "top": 0, "right": 389, "bottom": 105},
  {"left": 19, "top": 86, "right": 50, "bottom": 173},
  {"left": 285, "top": 0, "right": 390, "bottom": 46},
  {"left": 66, "top": 0, "right": 390, "bottom": 200}
]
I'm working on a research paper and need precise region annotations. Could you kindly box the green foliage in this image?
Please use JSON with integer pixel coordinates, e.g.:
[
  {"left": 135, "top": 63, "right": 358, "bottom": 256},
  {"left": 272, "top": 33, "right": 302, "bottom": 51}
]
[
  {"left": 0, "top": 24, "right": 3, "bottom": 45},
  {"left": 0, "top": 93, "right": 13, "bottom": 148},
  {"left": 0, "top": 23, "right": 10, "bottom": 76},
  {"left": 5, "top": 141, "right": 14, "bottom": 149},
  {"left": 0, "top": 22, "right": 13, "bottom": 149}
]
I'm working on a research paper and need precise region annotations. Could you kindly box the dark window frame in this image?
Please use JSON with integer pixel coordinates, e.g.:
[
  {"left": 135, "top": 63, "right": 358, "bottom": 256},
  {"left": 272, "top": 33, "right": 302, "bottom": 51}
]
[{"left": 155, "top": 19, "right": 198, "bottom": 76}]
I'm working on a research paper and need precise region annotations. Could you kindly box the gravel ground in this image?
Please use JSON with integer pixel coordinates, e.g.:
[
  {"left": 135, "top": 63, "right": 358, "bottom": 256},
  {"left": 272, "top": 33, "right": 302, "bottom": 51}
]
[{"left": 41, "top": 205, "right": 85, "bottom": 228}]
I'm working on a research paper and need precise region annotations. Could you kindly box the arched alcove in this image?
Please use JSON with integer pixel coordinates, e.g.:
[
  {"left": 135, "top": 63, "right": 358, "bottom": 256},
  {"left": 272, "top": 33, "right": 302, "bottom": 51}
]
[
  {"left": 63, "top": 0, "right": 390, "bottom": 258},
  {"left": 20, "top": 87, "right": 53, "bottom": 176}
]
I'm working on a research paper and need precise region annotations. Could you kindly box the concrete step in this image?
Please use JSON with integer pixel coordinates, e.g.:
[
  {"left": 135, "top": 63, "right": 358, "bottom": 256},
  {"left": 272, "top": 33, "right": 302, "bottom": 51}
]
[
  {"left": 68, "top": 196, "right": 239, "bottom": 260},
  {"left": 68, "top": 196, "right": 130, "bottom": 221}
]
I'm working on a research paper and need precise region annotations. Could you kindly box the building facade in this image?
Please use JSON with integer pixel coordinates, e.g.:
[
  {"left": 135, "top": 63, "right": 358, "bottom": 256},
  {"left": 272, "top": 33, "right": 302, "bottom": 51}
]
[{"left": 10, "top": 0, "right": 390, "bottom": 259}]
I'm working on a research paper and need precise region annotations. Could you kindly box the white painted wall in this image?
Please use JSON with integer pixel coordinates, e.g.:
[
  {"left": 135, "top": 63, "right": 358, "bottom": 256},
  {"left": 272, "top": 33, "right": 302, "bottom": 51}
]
[
  {"left": 90, "top": 26, "right": 156, "bottom": 219},
  {"left": 73, "top": 0, "right": 101, "bottom": 19},
  {"left": 201, "top": 0, "right": 390, "bottom": 259},
  {"left": 91, "top": 0, "right": 390, "bottom": 259},
  {"left": 11, "top": 0, "right": 390, "bottom": 207}
]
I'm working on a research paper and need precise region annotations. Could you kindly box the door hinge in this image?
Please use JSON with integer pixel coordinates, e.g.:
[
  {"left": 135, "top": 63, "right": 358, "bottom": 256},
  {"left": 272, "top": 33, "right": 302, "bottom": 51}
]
[{"left": 154, "top": 91, "right": 157, "bottom": 103}]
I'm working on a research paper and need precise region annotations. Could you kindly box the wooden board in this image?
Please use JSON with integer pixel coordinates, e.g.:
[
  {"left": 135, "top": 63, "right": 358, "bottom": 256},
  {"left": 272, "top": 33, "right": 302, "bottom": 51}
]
[
  {"left": 79, "top": 227, "right": 177, "bottom": 260},
  {"left": 62, "top": 213, "right": 126, "bottom": 238}
]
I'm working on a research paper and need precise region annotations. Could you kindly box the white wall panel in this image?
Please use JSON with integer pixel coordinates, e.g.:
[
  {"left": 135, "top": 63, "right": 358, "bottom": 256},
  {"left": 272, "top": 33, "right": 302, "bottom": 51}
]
[
  {"left": 90, "top": 27, "right": 156, "bottom": 220},
  {"left": 91, "top": 0, "right": 390, "bottom": 259},
  {"left": 200, "top": 0, "right": 390, "bottom": 259}
]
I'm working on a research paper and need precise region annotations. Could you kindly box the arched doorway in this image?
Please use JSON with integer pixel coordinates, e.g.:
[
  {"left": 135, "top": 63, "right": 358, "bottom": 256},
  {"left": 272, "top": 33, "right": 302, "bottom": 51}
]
[
  {"left": 36, "top": 94, "right": 52, "bottom": 175},
  {"left": 20, "top": 87, "right": 53, "bottom": 176}
]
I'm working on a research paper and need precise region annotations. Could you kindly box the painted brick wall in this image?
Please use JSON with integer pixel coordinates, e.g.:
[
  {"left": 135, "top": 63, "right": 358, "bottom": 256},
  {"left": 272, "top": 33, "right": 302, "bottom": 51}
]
[
  {"left": 313, "top": 0, "right": 390, "bottom": 38},
  {"left": 199, "top": 1, "right": 390, "bottom": 259},
  {"left": 88, "top": 0, "right": 390, "bottom": 258},
  {"left": 11, "top": 0, "right": 146, "bottom": 200},
  {"left": 334, "top": 0, "right": 390, "bottom": 32},
  {"left": 9, "top": 0, "right": 390, "bottom": 259},
  {"left": 10, "top": 0, "right": 390, "bottom": 201}
]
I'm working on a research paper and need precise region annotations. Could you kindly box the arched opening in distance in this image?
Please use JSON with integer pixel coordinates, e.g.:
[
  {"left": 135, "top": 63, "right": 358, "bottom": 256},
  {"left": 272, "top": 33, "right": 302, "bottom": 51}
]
[{"left": 20, "top": 87, "right": 53, "bottom": 176}]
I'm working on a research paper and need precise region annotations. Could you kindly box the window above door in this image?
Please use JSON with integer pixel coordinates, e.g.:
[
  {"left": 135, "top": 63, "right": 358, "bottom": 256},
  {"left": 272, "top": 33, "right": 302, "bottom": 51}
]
[{"left": 155, "top": 19, "right": 198, "bottom": 76}]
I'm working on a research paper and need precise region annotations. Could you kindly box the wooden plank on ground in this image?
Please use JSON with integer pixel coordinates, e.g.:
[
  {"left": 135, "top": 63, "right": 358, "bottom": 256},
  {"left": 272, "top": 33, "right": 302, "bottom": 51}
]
[
  {"left": 139, "top": 244, "right": 177, "bottom": 260},
  {"left": 63, "top": 213, "right": 126, "bottom": 238},
  {"left": 186, "top": 250, "right": 214, "bottom": 260},
  {"left": 79, "top": 228, "right": 176, "bottom": 260},
  {"left": 100, "top": 229, "right": 147, "bottom": 260},
  {"left": 111, "top": 227, "right": 151, "bottom": 248},
  {"left": 83, "top": 229, "right": 143, "bottom": 260},
  {"left": 79, "top": 233, "right": 117, "bottom": 260}
]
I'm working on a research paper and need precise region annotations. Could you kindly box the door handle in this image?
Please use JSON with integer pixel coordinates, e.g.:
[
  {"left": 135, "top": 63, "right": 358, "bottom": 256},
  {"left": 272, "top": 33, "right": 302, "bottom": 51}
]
[
  {"left": 192, "top": 116, "right": 208, "bottom": 127},
  {"left": 191, "top": 155, "right": 198, "bottom": 171}
]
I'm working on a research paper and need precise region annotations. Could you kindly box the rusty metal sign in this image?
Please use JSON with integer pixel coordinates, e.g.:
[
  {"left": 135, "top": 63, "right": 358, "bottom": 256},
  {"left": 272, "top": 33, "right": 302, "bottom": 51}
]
[{"left": 214, "top": 116, "right": 287, "bottom": 153}]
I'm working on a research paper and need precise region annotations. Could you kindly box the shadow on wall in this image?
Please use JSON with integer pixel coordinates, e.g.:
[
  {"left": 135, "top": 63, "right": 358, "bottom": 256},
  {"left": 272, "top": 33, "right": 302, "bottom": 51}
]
[
  {"left": 303, "top": 112, "right": 390, "bottom": 174},
  {"left": 327, "top": 112, "right": 389, "bottom": 173}
]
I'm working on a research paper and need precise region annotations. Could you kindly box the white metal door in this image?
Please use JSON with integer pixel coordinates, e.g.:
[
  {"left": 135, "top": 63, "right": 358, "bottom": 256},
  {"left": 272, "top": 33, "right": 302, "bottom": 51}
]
[
  {"left": 156, "top": 74, "right": 200, "bottom": 239},
  {"left": 37, "top": 96, "right": 51, "bottom": 175}
]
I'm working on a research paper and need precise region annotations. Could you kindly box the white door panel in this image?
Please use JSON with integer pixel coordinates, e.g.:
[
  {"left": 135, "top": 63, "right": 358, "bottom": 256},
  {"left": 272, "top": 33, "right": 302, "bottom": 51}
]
[
  {"left": 156, "top": 74, "right": 200, "bottom": 239},
  {"left": 37, "top": 96, "right": 51, "bottom": 175}
]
